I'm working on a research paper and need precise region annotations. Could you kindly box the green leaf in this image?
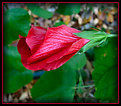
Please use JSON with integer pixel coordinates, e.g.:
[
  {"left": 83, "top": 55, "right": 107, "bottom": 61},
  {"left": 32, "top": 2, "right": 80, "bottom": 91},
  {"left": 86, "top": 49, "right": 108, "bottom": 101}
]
[
  {"left": 3, "top": 46, "right": 33, "bottom": 93},
  {"left": 3, "top": 8, "right": 30, "bottom": 45},
  {"left": 74, "top": 31, "right": 117, "bottom": 52},
  {"left": 74, "top": 53, "right": 87, "bottom": 70},
  {"left": 31, "top": 53, "right": 86, "bottom": 103},
  {"left": 82, "top": 39, "right": 106, "bottom": 52},
  {"left": 92, "top": 37, "right": 118, "bottom": 102},
  {"left": 26, "top": 3, "right": 53, "bottom": 19},
  {"left": 74, "top": 31, "right": 106, "bottom": 40},
  {"left": 76, "top": 71, "right": 84, "bottom": 94},
  {"left": 56, "top": 3, "right": 81, "bottom": 15},
  {"left": 53, "top": 21, "right": 65, "bottom": 27}
]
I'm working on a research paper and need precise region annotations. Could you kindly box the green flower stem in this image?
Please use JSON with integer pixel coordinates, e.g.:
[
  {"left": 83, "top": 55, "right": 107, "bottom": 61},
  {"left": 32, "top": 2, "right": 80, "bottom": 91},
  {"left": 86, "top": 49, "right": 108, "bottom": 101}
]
[{"left": 106, "top": 34, "right": 118, "bottom": 37}]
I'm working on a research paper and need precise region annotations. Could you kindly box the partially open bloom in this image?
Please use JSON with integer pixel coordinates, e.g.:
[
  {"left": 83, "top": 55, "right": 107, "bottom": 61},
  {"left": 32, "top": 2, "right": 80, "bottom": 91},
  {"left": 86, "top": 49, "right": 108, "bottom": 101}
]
[{"left": 17, "top": 25, "right": 89, "bottom": 71}]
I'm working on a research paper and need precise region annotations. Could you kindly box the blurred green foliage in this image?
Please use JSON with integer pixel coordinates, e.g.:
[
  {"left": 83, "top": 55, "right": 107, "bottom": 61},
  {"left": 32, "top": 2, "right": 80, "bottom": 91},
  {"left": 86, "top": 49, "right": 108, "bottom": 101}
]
[
  {"left": 3, "top": 46, "right": 33, "bottom": 93},
  {"left": 92, "top": 37, "right": 118, "bottom": 102},
  {"left": 56, "top": 3, "right": 81, "bottom": 15},
  {"left": 26, "top": 3, "right": 53, "bottom": 19},
  {"left": 3, "top": 8, "right": 30, "bottom": 45}
]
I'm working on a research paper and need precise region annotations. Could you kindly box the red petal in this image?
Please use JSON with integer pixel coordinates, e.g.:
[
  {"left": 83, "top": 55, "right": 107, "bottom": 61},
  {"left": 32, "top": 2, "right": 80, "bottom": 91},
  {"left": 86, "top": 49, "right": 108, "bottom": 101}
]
[
  {"left": 27, "top": 25, "right": 81, "bottom": 64},
  {"left": 44, "top": 25, "right": 81, "bottom": 40},
  {"left": 26, "top": 25, "right": 47, "bottom": 54},
  {"left": 17, "top": 35, "right": 31, "bottom": 65},
  {"left": 18, "top": 25, "right": 90, "bottom": 71},
  {"left": 20, "top": 52, "right": 76, "bottom": 71},
  {"left": 43, "top": 53, "right": 76, "bottom": 71},
  {"left": 65, "top": 38, "right": 90, "bottom": 56}
]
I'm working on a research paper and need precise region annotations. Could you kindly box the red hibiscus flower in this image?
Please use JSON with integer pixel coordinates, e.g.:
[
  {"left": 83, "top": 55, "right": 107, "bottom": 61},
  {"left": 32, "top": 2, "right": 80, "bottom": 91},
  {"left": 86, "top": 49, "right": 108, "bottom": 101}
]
[{"left": 17, "top": 25, "right": 90, "bottom": 71}]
